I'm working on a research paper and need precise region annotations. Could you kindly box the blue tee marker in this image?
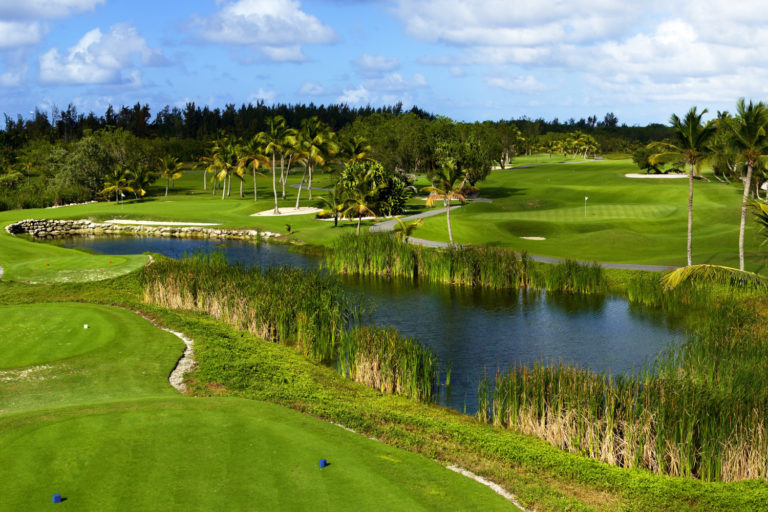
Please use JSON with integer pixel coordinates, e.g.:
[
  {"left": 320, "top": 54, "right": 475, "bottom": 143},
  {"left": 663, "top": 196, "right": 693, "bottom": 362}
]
[
  {"left": 52, "top": 493, "right": 62, "bottom": 503},
  {"left": 319, "top": 459, "right": 328, "bottom": 468}
]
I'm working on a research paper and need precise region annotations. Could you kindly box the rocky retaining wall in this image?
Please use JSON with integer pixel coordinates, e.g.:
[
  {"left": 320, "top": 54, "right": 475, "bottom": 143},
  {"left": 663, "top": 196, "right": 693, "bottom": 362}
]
[{"left": 5, "top": 219, "right": 279, "bottom": 241}]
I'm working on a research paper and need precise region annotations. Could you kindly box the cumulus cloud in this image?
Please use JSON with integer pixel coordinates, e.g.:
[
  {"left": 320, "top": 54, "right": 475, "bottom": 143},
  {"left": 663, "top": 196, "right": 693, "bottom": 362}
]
[
  {"left": 193, "top": 0, "right": 336, "bottom": 62},
  {"left": 338, "top": 85, "right": 371, "bottom": 105},
  {"left": 298, "top": 81, "right": 327, "bottom": 95},
  {"left": 0, "top": 21, "right": 45, "bottom": 49},
  {"left": 249, "top": 88, "right": 277, "bottom": 104},
  {"left": 354, "top": 53, "right": 399, "bottom": 75},
  {"left": 337, "top": 72, "right": 427, "bottom": 105},
  {"left": 39, "top": 23, "right": 166, "bottom": 85},
  {"left": 0, "top": 0, "right": 104, "bottom": 19}
]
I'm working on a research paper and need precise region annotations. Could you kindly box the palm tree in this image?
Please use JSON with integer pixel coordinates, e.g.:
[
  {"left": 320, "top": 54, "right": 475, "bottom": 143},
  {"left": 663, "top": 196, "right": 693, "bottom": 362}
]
[
  {"left": 237, "top": 138, "right": 269, "bottom": 201},
  {"left": 662, "top": 202, "right": 768, "bottom": 291},
  {"left": 729, "top": 98, "right": 768, "bottom": 270},
  {"left": 650, "top": 107, "right": 717, "bottom": 266},
  {"left": 340, "top": 135, "right": 372, "bottom": 163},
  {"left": 422, "top": 159, "right": 467, "bottom": 247},
  {"left": 341, "top": 164, "right": 382, "bottom": 235},
  {"left": 393, "top": 217, "right": 424, "bottom": 242},
  {"left": 299, "top": 117, "right": 338, "bottom": 202},
  {"left": 101, "top": 165, "right": 134, "bottom": 204},
  {"left": 317, "top": 184, "right": 346, "bottom": 227},
  {"left": 130, "top": 167, "right": 158, "bottom": 200},
  {"left": 157, "top": 155, "right": 183, "bottom": 196},
  {"left": 210, "top": 138, "right": 240, "bottom": 200},
  {"left": 257, "top": 116, "right": 296, "bottom": 214}
]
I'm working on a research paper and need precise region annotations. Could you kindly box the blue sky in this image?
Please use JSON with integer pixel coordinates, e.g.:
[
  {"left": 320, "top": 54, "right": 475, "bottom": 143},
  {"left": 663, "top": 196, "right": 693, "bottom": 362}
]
[{"left": 2, "top": 0, "right": 768, "bottom": 125}]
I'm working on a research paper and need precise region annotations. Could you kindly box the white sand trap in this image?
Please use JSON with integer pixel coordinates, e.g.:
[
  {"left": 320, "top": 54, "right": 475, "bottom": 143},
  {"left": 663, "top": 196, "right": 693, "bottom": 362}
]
[
  {"left": 625, "top": 173, "right": 687, "bottom": 179},
  {"left": 251, "top": 207, "right": 322, "bottom": 217},
  {"left": 520, "top": 236, "right": 546, "bottom": 241},
  {"left": 105, "top": 219, "right": 221, "bottom": 226}
]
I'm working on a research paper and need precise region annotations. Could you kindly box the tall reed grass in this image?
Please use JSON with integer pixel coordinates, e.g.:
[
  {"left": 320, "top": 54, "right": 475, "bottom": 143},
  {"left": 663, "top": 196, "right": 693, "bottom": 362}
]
[
  {"left": 326, "top": 233, "right": 607, "bottom": 293},
  {"left": 483, "top": 298, "right": 768, "bottom": 482},
  {"left": 142, "top": 251, "right": 438, "bottom": 401}
]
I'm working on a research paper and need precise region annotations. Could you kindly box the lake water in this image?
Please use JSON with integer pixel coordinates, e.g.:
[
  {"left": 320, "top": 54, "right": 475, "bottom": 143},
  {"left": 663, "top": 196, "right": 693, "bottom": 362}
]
[{"left": 58, "top": 237, "right": 686, "bottom": 412}]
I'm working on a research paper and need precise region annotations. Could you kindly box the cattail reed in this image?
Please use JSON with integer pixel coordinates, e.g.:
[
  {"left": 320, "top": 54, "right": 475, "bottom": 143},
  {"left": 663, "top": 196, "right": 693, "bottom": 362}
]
[
  {"left": 142, "top": 251, "right": 438, "bottom": 401},
  {"left": 482, "top": 298, "right": 768, "bottom": 482}
]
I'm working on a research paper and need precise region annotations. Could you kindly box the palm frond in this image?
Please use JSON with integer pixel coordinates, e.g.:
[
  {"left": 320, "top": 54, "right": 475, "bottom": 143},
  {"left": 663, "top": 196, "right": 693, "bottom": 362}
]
[{"left": 662, "top": 264, "right": 768, "bottom": 290}]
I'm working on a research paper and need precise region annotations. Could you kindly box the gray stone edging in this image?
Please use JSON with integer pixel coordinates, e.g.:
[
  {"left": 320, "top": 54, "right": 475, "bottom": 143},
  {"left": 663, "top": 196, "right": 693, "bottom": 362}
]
[{"left": 5, "top": 218, "right": 279, "bottom": 241}]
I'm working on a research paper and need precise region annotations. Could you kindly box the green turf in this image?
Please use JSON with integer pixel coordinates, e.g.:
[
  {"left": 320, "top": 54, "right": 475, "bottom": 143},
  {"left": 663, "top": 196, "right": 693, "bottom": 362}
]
[
  {"left": 0, "top": 302, "right": 510, "bottom": 510},
  {"left": 0, "top": 398, "right": 510, "bottom": 511},
  {"left": 0, "top": 303, "right": 119, "bottom": 368},
  {"left": 0, "top": 159, "right": 765, "bottom": 284}
]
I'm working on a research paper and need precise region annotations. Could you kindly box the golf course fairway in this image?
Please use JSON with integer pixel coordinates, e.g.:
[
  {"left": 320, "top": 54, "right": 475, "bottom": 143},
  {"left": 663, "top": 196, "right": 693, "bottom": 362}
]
[{"left": 0, "top": 303, "right": 511, "bottom": 511}]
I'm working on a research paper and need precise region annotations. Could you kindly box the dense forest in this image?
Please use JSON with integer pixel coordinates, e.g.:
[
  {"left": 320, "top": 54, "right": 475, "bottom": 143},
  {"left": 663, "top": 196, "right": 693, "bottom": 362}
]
[{"left": 0, "top": 101, "right": 673, "bottom": 211}]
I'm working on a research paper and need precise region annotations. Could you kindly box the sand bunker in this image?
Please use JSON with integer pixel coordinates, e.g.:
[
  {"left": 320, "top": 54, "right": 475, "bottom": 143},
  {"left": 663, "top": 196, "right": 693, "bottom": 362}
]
[
  {"left": 625, "top": 173, "right": 686, "bottom": 179},
  {"left": 520, "top": 236, "right": 546, "bottom": 241},
  {"left": 251, "top": 207, "right": 322, "bottom": 217}
]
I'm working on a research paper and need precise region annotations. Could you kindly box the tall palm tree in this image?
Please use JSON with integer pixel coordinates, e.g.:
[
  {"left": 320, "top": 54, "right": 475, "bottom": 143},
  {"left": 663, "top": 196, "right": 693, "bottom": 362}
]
[
  {"left": 157, "top": 155, "right": 183, "bottom": 197},
  {"left": 729, "top": 98, "right": 768, "bottom": 270},
  {"left": 257, "top": 116, "right": 296, "bottom": 214},
  {"left": 211, "top": 138, "right": 240, "bottom": 200},
  {"left": 422, "top": 159, "right": 467, "bottom": 247},
  {"left": 650, "top": 107, "right": 717, "bottom": 266},
  {"left": 237, "top": 138, "right": 269, "bottom": 201},
  {"left": 341, "top": 164, "right": 382, "bottom": 235},
  {"left": 299, "top": 117, "right": 337, "bottom": 202},
  {"left": 101, "top": 165, "right": 134, "bottom": 204}
]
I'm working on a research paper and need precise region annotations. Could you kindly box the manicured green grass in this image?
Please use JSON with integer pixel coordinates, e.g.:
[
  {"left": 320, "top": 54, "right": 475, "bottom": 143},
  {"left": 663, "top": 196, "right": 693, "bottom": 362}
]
[
  {"left": 0, "top": 301, "right": 511, "bottom": 510},
  {"left": 416, "top": 159, "right": 766, "bottom": 272},
  {"left": 0, "top": 398, "right": 510, "bottom": 511},
  {"left": 2, "top": 159, "right": 763, "bottom": 283},
  {"left": 0, "top": 303, "right": 118, "bottom": 368}
]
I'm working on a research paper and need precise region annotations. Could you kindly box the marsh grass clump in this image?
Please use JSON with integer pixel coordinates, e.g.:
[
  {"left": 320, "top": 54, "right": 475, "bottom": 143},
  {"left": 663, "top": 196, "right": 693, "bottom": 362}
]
[
  {"left": 339, "top": 326, "right": 436, "bottom": 401},
  {"left": 327, "top": 233, "right": 535, "bottom": 290},
  {"left": 538, "top": 259, "right": 606, "bottom": 294},
  {"left": 142, "top": 251, "right": 438, "bottom": 401},
  {"left": 484, "top": 298, "right": 768, "bottom": 482}
]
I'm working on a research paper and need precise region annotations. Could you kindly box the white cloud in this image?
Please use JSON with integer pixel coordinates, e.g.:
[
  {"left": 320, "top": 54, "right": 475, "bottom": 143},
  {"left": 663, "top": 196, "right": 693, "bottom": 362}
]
[
  {"left": 193, "top": 0, "right": 336, "bottom": 62},
  {"left": 486, "top": 75, "right": 546, "bottom": 93},
  {"left": 338, "top": 85, "right": 370, "bottom": 105},
  {"left": 249, "top": 88, "right": 277, "bottom": 104},
  {"left": 0, "top": 0, "right": 104, "bottom": 19},
  {"left": 337, "top": 73, "right": 427, "bottom": 105},
  {"left": 0, "top": 21, "right": 45, "bottom": 48},
  {"left": 354, "top": 53, "right": 399, "bottom": 75},
  {"left": 393, "top": 0, "right": 650, "bottom": 47},
  {"left": 298, "top": 82, "right": 327, "bottom": 95},
  {"left": 39, "top": 23, "right": 165, "bottom": 85},
  {"left": 365, "top": 72, "right": 426, "bottom": 92},
  {"left": 0, "top": 66, "right": 25, "bottom": 87}
]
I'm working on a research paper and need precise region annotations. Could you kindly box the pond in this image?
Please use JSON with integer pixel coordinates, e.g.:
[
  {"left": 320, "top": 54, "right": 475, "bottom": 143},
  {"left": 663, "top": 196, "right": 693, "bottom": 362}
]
[{"left": 58, "top": 236, "right": 686, "bottom": 412}]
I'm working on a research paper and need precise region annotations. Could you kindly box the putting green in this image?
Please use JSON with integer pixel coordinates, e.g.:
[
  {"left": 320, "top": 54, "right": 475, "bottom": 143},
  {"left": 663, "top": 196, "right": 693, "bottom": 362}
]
[{"left": 0, "top": 303, "right": 118, "bottom": 369}]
